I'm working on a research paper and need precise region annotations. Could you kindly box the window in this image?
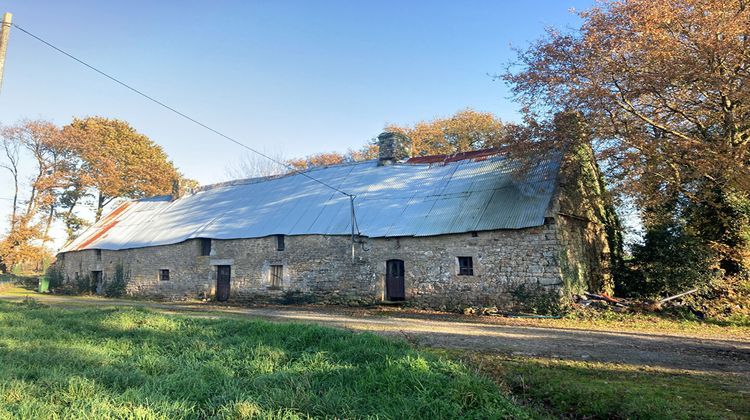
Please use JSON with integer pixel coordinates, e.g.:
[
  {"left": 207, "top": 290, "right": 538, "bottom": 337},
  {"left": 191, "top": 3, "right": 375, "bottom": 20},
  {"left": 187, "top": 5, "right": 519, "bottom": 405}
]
[
  {"left": 95, "top": 249, "right": 102, "bottom": 261},
  {"left": 275, "top": 234, "right": 285, "bottom": 251},
  {"left": 160, "top": 269, "right": 170, "bottom": 281},
  {"left": 200, "top": 238, "right": 212, "bottom": 256},
  {"left": 270, "top": 265, "right": 283, "bottom": 288},
  {"left": 458, "top": 257, "right": 474, "bottom": 276},
  {"left": 470, "top": 231, "right": 479, "bottom": 238}
]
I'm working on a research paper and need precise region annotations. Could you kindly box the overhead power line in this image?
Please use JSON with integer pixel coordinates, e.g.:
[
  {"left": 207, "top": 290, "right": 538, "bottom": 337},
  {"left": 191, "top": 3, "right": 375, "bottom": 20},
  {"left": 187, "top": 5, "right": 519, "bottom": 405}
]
[{"left": 10, "top": 22, "right": 353, "bottom": 199}]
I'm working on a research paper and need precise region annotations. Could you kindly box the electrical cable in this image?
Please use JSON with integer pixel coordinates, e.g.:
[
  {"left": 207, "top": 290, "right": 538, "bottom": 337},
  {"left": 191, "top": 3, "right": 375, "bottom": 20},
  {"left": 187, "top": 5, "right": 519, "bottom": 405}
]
[{"left": 11, "top": 22, "right": 353, "bottom": 199}]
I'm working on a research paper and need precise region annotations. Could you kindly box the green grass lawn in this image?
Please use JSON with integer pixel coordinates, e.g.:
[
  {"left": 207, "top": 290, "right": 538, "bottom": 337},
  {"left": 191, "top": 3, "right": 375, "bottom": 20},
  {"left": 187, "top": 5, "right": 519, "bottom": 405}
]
[
  {"left": 0, "top": 300, "right": 530, "bottom": 419},
  {"left": 1, "top": 290, "right": 748, "bottom": 419},
  {"left": 454, "top": 353, "right": 750, "bottom": 420}
]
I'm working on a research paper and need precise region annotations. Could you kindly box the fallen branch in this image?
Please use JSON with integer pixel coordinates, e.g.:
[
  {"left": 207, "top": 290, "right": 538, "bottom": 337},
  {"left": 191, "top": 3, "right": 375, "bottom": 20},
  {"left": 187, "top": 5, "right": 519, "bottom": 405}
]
[
  {"left": 659, "top": 288, "right": 699, "bottom": 304},
  {"left": 584, "top": 292, "right": 629, "bottom": 307}
]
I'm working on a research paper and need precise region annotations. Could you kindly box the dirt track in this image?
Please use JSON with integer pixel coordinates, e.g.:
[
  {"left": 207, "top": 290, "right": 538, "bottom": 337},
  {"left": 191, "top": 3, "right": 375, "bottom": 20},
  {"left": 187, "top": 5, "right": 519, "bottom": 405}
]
[{"left": 1, "top": 292, "right": 748, "bottom": 377}]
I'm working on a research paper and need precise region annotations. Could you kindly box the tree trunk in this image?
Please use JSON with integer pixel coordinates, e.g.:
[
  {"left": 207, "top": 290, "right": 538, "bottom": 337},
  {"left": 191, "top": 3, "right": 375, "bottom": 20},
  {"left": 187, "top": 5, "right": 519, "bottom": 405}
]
[
  {"left": 10, "top": 172, "right": 17, "bottom": 229},
  {"left": 95, "top": 191, "right": 105, "bottom": 222},
  {"left": 41, "top": 204, "right": 55, "bottom": 248}
]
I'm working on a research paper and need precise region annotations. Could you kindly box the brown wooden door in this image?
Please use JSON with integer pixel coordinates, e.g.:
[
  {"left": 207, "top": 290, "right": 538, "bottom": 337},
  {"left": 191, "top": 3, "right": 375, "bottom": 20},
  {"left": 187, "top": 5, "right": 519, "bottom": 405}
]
[
  {"left": 92, "top": 271, "right": 103, "bottom": 294},
  {"left": 216, "top": 265, "right": 231, "bottom": 302},
  {"left": 386, "top": 259, "right": 405, "bottom": 301}
]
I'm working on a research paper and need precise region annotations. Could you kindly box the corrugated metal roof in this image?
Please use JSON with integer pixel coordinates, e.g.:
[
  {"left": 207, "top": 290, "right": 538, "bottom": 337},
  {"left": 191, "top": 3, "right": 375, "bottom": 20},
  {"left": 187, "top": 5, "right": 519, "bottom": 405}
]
[{"left": 62, "top": 153, "right": 561, "bottom": 252}]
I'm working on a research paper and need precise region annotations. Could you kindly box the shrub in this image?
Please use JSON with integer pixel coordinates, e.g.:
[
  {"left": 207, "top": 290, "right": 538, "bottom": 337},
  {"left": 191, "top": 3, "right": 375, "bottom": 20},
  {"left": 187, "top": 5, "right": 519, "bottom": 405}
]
[
  {"left": 683, "top": 274, "right": 750, "bottom": 320},
  {"left": 104, "top": 263, "right": 128, "bottom": 298},
  {"left": 620, "top": 223, "right": 721, "bottom": 298},
  {"left": 74, "top": 273, "right": 96, "bottom": 294},
  {"left": 279, "top": 290, "right": 316, "bottom": 305},
  {"left": 45, "top": 264, "right": 66, "bottom": 289},
  {"left": 509, "top": 282, "right": 567, "bottom": 315}
]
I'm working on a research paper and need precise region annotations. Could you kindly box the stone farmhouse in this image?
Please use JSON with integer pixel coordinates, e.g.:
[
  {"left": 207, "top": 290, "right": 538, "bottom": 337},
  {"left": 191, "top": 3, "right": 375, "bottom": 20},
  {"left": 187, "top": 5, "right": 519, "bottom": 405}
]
[{"left": 55, "top": 130, "right": 614, "bottom": 311}]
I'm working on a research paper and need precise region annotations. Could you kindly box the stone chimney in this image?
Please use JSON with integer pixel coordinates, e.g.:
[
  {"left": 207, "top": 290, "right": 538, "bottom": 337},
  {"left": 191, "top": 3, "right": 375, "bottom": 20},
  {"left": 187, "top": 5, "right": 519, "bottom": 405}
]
[
  {"left": 171, "top": 178, "right": 181, "bottom": 201},
  {"left": 377, "top": 131, "right": 412, "bottom": 166}
]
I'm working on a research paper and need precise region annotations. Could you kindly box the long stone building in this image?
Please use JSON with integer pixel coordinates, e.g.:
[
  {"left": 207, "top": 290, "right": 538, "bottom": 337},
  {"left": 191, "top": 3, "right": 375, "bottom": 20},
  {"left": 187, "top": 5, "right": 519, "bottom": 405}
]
[{"left": 55, "top": 131, "right": 615, "bottom": 311}]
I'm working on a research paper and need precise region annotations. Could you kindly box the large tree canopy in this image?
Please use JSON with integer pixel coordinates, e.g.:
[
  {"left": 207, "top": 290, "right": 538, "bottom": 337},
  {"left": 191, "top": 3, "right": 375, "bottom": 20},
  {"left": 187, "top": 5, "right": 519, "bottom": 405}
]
[
  {"left": 0, "top": 117, "right": 186, "bottom": 272},
  {"left": 63, "top": 117, "right": 181, "bottom": 221},
  {"left": 255, "top": 109, "right": 506, "bottom": 175},
  {"left": 505, "top": 0, "right": 750, "bottom": 274},
  {"left": 386, "top": 108, "right": 508, "bottom": 156}
]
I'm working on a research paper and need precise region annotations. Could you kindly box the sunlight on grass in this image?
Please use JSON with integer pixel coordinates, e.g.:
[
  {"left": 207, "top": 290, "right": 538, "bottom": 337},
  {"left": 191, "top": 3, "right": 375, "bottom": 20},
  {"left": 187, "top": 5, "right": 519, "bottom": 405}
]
[{"left": 0, "top": 301, "right": 530, "bottom": 419}]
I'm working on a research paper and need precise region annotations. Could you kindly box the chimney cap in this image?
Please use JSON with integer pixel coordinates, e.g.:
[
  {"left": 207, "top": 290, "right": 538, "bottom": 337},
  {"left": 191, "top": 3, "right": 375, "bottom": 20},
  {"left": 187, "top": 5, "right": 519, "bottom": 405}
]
[{"left": 377, "top": 131, "right": 412, "bottom": 166}]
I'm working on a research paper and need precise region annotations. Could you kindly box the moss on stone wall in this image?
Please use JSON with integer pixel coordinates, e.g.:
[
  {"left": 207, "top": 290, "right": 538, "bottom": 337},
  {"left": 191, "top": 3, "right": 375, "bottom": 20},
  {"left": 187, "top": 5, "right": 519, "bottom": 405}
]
[{"left": 553, "top": 114, "right": 623, "bottom": 296}]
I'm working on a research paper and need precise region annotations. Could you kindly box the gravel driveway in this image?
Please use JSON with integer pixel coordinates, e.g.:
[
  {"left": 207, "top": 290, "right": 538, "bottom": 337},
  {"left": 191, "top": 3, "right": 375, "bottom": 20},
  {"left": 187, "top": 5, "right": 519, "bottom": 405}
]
[{"left": 2, "top": 293, "right": 748, "bottom": 377}]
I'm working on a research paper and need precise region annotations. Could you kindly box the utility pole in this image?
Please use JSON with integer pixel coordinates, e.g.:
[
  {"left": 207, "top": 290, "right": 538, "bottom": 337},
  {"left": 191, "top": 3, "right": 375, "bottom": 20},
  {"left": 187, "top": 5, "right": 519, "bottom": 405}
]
[{"left": 0, "top": 12, "right": 12, "bottom": 94}]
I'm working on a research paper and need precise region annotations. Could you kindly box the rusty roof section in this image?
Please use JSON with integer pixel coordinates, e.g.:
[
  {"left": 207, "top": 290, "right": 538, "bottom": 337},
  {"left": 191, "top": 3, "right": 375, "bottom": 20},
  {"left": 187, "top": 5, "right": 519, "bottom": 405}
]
[{"left": 406, "top": 148, "right": 505, "bottom": 164}]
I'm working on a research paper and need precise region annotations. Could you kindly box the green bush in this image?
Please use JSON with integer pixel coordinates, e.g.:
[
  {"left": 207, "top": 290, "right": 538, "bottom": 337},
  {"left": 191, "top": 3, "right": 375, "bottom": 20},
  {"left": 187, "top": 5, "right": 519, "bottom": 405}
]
[
  {"left": 74, "top": 273, "right": 96, "bottom": 295},
  {"left": 104, "top": 264, "right": 128, "bottom": 297},
  {"left": 44, "top": 264, "right": 66, "bottom": 289},
  {"left": 684, "top": 274, "right": 750, "bottom": 320},
  {"left": 509, "top": 282, "right": 567, "bottom": 315},
  {"left": 279, "top": 289, "right": 316, "bottom": 305},
  {"left": 620, "top": 223, "right": 720, "bottom": 298}
]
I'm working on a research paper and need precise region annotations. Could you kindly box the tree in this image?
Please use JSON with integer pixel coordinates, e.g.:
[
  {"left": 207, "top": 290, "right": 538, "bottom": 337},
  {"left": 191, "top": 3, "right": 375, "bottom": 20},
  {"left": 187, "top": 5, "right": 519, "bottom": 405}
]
[
  {"left": 0, "top": 120, "right": 71, "bottom": 271},
  {"left": 287, "top": 152, "right": 346, "bottom": 171},
  {"left": 0, "top": 124, "right": 21, "bottom": 229},
  {"left": 386, "top": 108, "right": 508, "bottom": 156},
  {"left": 225, "top": 150, "right": 288, "bottom": 179},
  {"left": 505, "top": 0, "right": 750, "bottom": 275},
  {"left": 236, "top": 109, "right": 504, "bottom": 175},
  {"left": 285, "top": 145, "right": 380, "bottom": 171},
  {"left": 62, "top": 117, "right": 181, "bottom": 221},
  {"left": 0, "top": 213, "right": 44, "bottom": 273}
]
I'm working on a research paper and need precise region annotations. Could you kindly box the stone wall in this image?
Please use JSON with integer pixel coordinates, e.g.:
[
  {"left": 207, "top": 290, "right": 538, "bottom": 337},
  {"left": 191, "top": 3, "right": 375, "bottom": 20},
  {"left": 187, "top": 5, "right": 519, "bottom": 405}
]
[
  {"left": 57, "top": 223, "right": 565, "bottom": 311},
  {"left": 554, "top": 142, "right": 616, "bottom": 295}
]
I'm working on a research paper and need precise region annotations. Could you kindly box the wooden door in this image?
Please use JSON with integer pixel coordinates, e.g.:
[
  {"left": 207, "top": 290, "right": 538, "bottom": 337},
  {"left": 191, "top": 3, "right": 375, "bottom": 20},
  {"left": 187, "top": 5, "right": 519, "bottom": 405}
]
[
  {"left": 216, "top": 265, "right": 231, "bottom": 302},
  {"left": 385, "top": 259, "right": 405, "bottom": 301},
  {"left": 92, "top": 271, "right": 103, "bottom": 294}
]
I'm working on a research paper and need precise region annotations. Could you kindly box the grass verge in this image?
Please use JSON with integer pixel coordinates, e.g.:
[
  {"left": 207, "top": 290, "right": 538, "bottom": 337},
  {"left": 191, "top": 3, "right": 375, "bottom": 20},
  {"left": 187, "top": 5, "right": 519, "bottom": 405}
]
[
  {"left": 451, "top": 352, "right": 750, "bottom": 420},
  {"left": 0, "top": 300, "right": 530, "bottom": 419}
]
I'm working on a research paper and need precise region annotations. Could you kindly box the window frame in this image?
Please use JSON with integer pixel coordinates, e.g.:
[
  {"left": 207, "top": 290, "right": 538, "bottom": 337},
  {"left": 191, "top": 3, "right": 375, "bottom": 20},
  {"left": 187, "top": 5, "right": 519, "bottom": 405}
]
[
  {"left": 159, "top": 269, "right": 170, "bottom": 282},
  {"left": 200, "top": 238, "right": 212, "bottom": 256},
  {"left": 275, "top": 234, "right": 285, "bottom": 251},
  {"left": 270, "top": 264, "right": 283, "bottom": 288},
  {"left": 457, "top": 256, "right": 474, "bottom": 276}
]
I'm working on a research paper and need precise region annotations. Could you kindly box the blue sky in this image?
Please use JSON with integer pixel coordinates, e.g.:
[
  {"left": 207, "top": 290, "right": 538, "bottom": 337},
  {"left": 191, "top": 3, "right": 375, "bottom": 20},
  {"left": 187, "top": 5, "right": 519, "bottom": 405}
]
[{"left": 0, "top": 1, "right": 593, "bottom": 235}]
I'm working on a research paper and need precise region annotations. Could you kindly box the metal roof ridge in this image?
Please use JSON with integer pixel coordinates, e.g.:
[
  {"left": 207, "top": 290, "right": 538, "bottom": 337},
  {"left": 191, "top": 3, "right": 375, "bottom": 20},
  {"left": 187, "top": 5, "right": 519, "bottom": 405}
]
[{"left": 196, "top": 159, "right": 378, "bottom": 193}]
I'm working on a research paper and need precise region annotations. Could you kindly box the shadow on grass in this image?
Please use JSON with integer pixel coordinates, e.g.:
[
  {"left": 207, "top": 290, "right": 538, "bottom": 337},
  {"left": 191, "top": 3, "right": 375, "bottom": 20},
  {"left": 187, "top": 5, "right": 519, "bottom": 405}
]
[
  {"left": 0, "top": 275, "right": 40, "bottom": 295},
  {"left": 454, "top": 351, "right": 750, "bottom": 420},
  {"left": 3, "top": 294, "right": 749, "bottom": 377},
  {"left": 0, "top": 301, "right": 530, "bottom": 419}
]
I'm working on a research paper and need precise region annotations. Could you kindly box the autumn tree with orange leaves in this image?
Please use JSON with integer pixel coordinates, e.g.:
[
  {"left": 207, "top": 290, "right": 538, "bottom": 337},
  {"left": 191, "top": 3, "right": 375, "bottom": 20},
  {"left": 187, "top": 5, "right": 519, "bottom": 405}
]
[
  {"left": 386, "top": 108, "right": 508, "bottom": 156},
  {"left": 0, "top": 120, "right": 75, "bottom": 272},
  {"left": 63, "top": 117, "right": 181, "bottom": 222},
  {"left": 271, "top": 109, "right": 506, "bottom": 174},
  {"left": 0, "top": 117, "right": 184, "bottom": 273},
  {"left": 505, "top": 0, "right": 750, "bottom": 290}
]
